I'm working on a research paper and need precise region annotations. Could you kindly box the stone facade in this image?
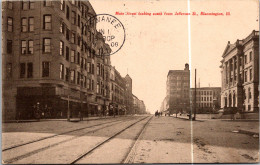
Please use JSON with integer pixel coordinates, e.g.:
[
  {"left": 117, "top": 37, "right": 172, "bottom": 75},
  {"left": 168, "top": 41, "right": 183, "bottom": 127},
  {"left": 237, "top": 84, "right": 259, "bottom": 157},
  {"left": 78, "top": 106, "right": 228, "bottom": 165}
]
[{"left": 220, "top": 30, "right": 259, "bottom": 112}]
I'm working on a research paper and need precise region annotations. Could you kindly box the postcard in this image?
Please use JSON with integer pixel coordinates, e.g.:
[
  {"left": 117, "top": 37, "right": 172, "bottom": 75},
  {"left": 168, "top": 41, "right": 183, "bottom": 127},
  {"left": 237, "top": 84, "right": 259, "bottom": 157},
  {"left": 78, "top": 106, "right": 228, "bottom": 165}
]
[{"left": 2, "top": 0, "right": 259, "bottom": 164}]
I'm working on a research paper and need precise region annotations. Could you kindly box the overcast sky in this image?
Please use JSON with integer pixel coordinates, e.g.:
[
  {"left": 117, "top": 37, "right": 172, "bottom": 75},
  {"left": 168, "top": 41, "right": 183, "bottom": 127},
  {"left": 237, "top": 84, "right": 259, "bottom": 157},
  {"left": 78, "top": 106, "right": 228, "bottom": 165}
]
[{"left": 90, "top": 0, "right": 259, "bottom": 113}]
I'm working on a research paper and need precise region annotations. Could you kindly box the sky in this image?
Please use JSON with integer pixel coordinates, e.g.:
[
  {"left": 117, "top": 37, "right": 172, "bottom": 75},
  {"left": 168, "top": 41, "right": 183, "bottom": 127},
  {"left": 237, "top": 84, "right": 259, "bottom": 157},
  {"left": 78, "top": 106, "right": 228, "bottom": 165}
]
[{"left": 90, "top": 0, "right": 259, "bottom": 114}]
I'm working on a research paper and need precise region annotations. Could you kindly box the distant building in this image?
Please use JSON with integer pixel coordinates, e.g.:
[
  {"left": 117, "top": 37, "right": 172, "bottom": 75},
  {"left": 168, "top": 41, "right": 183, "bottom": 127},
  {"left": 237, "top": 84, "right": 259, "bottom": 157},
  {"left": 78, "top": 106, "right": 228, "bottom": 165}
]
[
  {"left": 166, "top": 64, "right": 190, "bottom": 115},
  {"left": 190, "top": 87, "right": 221, "bottom": 113},
  {"left": 124, "top": 74, "right": 134, "bottom": 115},
  {"left": 160, "top": 96, "right": 169, "bottom": 114},
  {"left": 220, "top": 30, "right": 259, "bottom": 112},
  {"left": 132, "top": 94, "right": 146, "bottom": 114},
  {"left": 110, "top": 66, "right": 126, "bottom": 115}
]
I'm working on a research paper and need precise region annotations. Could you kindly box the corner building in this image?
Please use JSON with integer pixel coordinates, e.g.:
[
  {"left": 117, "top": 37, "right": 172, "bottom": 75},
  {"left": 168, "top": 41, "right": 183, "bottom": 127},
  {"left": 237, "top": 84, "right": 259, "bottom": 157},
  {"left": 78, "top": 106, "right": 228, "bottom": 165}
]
[
  {"left": 166, "top": 64, "right": 190, "bottom": 115},
  {"left": 2, "top": 0, "right": 111, "bottom": 120},
  {"left": 220, "top": 30, "right": 259, "bottom": 112}
]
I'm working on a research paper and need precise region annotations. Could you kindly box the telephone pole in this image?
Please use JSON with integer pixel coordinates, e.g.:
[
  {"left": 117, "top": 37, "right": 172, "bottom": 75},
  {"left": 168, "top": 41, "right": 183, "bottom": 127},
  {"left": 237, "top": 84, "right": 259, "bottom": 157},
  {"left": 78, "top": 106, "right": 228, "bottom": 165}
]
[{"left": 193, "top": 69, "right": 197, "bottom": 121}]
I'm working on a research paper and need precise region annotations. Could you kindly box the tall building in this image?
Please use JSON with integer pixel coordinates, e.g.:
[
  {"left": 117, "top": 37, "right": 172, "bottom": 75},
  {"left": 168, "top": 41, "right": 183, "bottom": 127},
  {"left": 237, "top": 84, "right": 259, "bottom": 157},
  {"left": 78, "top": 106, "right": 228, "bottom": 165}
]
[
  {"left": 166, "top": 64, "right": 190, "bottom": 115},
  {"left": 190, "top": 87, "right": 221, "bottom": 113},
  {"left": 2, "top": 1, "right": 111, "bottom": 120},
  {"left": 110, "top": 66, "right": 126, "bottom": 115},
  {"left": 124, "top": 74, "right": 134, "bottom": 115},
  {"left": 220, "top": 30, "right": 259, "bottom": 112}
]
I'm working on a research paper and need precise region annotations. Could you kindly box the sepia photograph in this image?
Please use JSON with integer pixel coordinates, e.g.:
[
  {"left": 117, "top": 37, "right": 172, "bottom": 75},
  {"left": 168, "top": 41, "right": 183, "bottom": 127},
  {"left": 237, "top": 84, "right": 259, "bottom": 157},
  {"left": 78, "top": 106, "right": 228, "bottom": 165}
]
[{"left": 1, "top": 0, "right": 259, "bottom": 164}]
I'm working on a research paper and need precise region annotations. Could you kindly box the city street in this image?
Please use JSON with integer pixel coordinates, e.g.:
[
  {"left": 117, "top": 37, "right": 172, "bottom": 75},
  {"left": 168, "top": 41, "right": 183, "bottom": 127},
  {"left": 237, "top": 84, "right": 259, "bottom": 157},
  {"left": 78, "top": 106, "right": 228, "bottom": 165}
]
[{"left": 2, "top": 115, "right": 259, "bottom": 163}]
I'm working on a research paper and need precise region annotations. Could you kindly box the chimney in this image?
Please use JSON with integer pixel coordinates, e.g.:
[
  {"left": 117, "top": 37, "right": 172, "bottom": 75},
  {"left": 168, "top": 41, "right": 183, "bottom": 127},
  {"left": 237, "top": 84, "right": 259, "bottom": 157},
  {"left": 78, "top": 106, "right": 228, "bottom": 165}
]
[{"left": 184, "top": 63, "right": 189, "bottom": 70}]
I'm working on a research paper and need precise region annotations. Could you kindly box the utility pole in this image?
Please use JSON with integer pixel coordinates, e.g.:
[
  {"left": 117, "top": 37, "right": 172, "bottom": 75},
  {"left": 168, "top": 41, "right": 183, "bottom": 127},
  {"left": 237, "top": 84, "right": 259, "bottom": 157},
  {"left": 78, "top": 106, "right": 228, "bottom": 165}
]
[{"left": 194, "top": 69, "right": 197, "bottom": 121}]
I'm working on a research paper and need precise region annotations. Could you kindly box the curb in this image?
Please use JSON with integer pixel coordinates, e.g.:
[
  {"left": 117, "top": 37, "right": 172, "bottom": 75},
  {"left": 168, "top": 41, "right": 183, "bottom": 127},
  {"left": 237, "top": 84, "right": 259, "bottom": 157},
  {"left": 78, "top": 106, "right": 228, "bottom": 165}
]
[
  {"left": 174, "top": 116, "right": 204, "bottom": 122},
  {"left": 3, "top": 116, "right": 122, "bottom": 123},
  {"left": 239, "top": 129, "right": 259, "bottom": 136}
]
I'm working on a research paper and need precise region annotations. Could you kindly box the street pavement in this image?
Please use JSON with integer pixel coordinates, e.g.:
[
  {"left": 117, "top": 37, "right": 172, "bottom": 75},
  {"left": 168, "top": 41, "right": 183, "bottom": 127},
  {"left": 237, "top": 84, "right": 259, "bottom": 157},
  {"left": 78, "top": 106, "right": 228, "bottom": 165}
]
[{"left": 2, "top": 115, "right": 259, "bottom": 163}]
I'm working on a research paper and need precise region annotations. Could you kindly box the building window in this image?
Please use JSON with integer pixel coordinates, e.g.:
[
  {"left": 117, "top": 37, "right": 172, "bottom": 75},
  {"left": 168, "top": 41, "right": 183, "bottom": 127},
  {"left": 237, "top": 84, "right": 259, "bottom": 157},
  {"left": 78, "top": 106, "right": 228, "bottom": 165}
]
[
  {"left": 60, "top": 0, "right": 65, "bottom": 10},
  {"left": 244, "top": 55, "right": 247, "bottom": 64},
  {"left": 27, "top": 63, "right": 33, "bottom": 78},
  {"left": 65, "top": 68, "right": 69, "bottom": 82},
  {"left": 77, "top": 72, "right": 80, "bottom": 85},
  {"left": 60, "top": 64, "right": 64, "bottom": 79},
  {"left": 77, "top": 36, "right": 81, "bottom": 46},
  {"left": 42, "top": 62, "right": 50, "bottom": 77},
  {"left": 81, "top": 57, "right": 83, "bottom": 68},
  {"left": 92, "top": 64, "right": 94, "bottom": 74},
  {"left": 248, "top": 105, "right": 251, "bottom": 111},
  {"left": 70, "top": 70, "right": 75, "bottom": 83},
  {"left": 97, "top": 82, "right": 100, "bottom": 93},
  {"left": 7, "top": 17, "right": 13, "bottom": 32},
  {"left": 91, "top": 80, "right": 94, "bottom": 90},
  {"left": 20, "top": 63, "right": 26, "bottom": 78},
  {"left": 66, "top": 28, "right": 70, "bottom": 40},
  {"left": 6, "top": 63, "right": 12, "bottom": 78},
  {"left": 21, "top": 18, "right": 27, "bottom": 32},
  {"left": 7, "top": 40, "right": 12, "bottom": 54},
  {"left": 71, "top": 50, "right": 75, "bottom": 63},
  {"left": 66, "top": 5, "right": 70, "bottom": 19},
  {"left": 60, "top": 23, "right": 65, "bottom": 34},
  {"left": 28, "top": 40, "right": 33, "bottom": 54},
  {"left": 22, "top": 1, "right": 28, "bottom": 10},
  {"left": 29, "top": 1, "right": 34, "bottom": 9},
  {"left": 43, "top": 38, "right": 51, "bottom": 53},
  {"left": 43, "top": 15, "right": 52, "bottom": 30},
  {"left": 249, "top": 68, "right": 252, "bottom": 81},
  {"left": 71, "top": 32, "right": 75, "bottom": 43},
  {"left": 21, "top": 40, "right": 27, "bottom": 54},
  {"left": 77, "top": 52, "right": 80, "bottom": 64},
  {"left": 78, "top": 15, "right": 80, "bottom": 27},
  {"left": 244, "top": 70, "right": 247, "bottom": 82},
  {"left": 28, "top": 17, "right": 34, "bottom": 32},
  {"left": 83, "top": 59, "right": 86, "bottom": 70},
  {"left": 60, "top": 41, "right": 64, "bottom": 56},
  {"left": 72, "top": 11, "right": 76, "bottom": 25},
  {"left": 87, "top": 62, "right": 91, "bottom": 73},
  {"left": 8, "top": 1, "right": 13, "bottom": 9},
  {"left": 248, "top": 88, "right": 252, "bottom": 99},
  {"left": 249, "top": 51, "right": 252, "bottom": 61},
  {"left": 83, "top": 76, "right": 86, "bottom": 87},
  {"left": 87, "top": 79, "right": 90, "bottom": 89},
  {"left": 44, "top": 0, "right": 52, "bottom": 6},
  {"left": 66, "top": 46, "right": 70, "bottom": 61}
]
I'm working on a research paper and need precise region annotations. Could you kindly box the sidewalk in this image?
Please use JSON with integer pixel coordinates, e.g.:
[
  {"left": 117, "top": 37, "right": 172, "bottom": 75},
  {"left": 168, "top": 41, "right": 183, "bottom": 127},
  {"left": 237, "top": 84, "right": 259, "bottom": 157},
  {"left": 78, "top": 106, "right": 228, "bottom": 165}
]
[
  {"left": 174, "top": 115, "right": 259, "bottom": 136},
  {"left": 3, "top": 115, "right": 123, "bottom": 123}
]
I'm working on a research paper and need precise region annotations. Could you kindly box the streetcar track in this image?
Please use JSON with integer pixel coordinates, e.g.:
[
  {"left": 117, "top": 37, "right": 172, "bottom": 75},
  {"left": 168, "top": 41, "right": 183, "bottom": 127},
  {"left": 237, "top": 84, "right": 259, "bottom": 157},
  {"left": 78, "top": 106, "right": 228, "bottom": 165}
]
[
  {"left": 3, "top": 117, "right": 137, "bottom": 164},
  {"left": 70, "top": 116, "right": 152, "bottom": 164},
  {"left": 123, "top": 116, "right": 153, "bottom": 163},
  {"left": 3, "top": 116, "right": 131, "bottom": 152}
]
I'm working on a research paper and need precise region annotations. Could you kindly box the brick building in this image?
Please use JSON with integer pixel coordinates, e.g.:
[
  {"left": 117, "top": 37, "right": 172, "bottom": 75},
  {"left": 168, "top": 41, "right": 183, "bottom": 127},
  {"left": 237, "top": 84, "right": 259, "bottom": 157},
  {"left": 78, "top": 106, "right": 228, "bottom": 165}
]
[
  {"left": 190, "top": 87, "right": 221, "bottom": 113},
  {"left": 110, "top": 66, "right": 126, "bottom": 115},
  {"left": 133, "top": 94, "right": 146, "bottom": 114},
  {"left": 166, "top": 64, "right": 190, "bottom": 115},
  {"left": 220, "top": 30, "right": 259, "bottom": 112},
  {"left": 2, "top": 0, "right": 111, "bottom": 120},
  {"left": 124, "top": 74, "right": 134, "bottom": 115}
]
